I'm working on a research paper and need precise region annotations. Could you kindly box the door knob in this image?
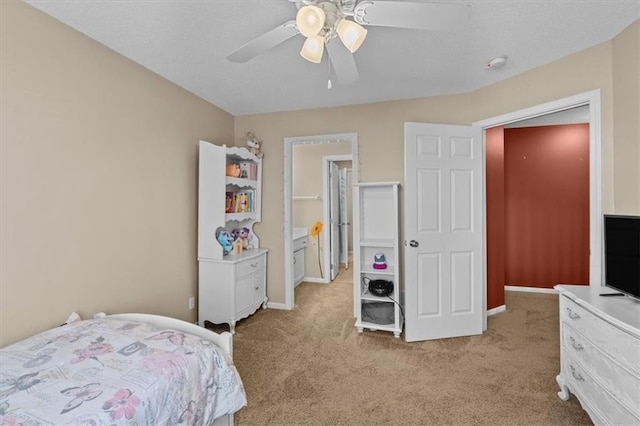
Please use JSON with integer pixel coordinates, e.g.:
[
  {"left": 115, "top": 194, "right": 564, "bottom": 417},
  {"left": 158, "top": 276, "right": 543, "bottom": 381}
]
[{"left": 409, "top": 240, "right": 419, "bottom": 248}]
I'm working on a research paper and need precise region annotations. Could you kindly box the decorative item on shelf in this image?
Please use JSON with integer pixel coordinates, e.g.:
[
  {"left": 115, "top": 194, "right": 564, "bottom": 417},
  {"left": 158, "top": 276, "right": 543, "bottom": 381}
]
[
  {"left": 310, "top": 220, "right": 324, "bottom": 278},
  {"left": 232, "top": 238, "right": 243, "bottom": 254},
  {"left": 373, "top": 252, "right": 387, "bottom": 269},
  {"left": 245, "top": 131, "right": 263, "bottom": 159},
  {"left": 239, "top": 162, "right": 248, "bottom": 179},
  {"left": 363, "top": 277, "right": 394, "bottom": 297},
  {"left": 226, "top": 163, "right": 241, "bottom": 177},
  {"left": 216, "top": 228, "right": 234, "bottom": 255},
  {"left": 232, "top": 227, "right": 253, "bottom": 250},
  {"left": 238, "top": 161, "right": 258, "bottom": 180}
]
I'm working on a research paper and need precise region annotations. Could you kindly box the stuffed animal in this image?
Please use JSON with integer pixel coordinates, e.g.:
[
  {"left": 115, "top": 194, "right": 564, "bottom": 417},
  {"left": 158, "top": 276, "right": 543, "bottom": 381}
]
[
  {"left": 232, "top": 227, "right": 253, "bottom": 250},
  {"left": 245, "top": 131, "right": 263, "bottom": 159},
  {"left": 226, "top": 163, "right": 241, "bottom": 177},
  {"left": 216, "top": 228, "right": 234, "bottom": 254}
]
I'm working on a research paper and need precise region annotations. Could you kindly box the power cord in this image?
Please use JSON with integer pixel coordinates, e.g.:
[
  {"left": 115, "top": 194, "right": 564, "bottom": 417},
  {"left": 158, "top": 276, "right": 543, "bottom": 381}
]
[{"left": 386, "top": 295, "right": 405, "bottom": 322}]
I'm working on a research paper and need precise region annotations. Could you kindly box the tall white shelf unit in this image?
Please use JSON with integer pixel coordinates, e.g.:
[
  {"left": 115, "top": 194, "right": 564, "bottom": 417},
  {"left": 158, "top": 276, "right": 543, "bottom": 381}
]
[
  {"left": 353, "top": 182, "right": 402, "bottom": 338},
  {"left": 197, "top": 141, "right": 268, "bottom": 334}
]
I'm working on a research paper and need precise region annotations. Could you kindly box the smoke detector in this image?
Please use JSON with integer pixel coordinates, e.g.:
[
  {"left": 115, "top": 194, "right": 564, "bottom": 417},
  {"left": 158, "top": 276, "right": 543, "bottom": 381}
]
[{"left": 486, "top": 56, "right": 507, "bottom": 69}]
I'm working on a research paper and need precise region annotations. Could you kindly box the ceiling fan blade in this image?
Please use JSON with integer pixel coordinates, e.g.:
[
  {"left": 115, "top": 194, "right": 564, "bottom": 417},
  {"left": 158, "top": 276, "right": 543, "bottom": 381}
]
[
  {"left": 326, "top": 39, "right": 360, "bottom": 85},
  {"left": 353, "top": 1, "right": 471, "bottom": 31},
  {"left": 227, "top": 20, "right": 299, "bottom": 63}
]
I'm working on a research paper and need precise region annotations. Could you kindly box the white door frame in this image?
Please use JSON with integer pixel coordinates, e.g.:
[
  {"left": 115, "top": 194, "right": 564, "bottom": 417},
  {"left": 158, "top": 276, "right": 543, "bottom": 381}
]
[
  {"left": 283, "top": 133, "right": 359, "bottom": 310},
  {"left": 474, "top": 89, "right": 602, "bottom": 328},
  {"left": 324, "top": 155, "right": 353, "bottom": 282}
]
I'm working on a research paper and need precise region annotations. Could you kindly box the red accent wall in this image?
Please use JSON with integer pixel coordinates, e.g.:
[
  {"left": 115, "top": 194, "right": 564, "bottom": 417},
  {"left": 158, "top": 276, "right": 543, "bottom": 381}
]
[
  {"left": 504, "top": 124, "right": 590, "bottom": 288},
  {"left": 486, "top": 126, "right": 505, "bottom": 309}
]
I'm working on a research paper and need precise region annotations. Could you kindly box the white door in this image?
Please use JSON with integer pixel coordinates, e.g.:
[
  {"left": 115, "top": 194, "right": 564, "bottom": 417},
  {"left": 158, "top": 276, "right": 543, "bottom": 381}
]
[
  {"left": 329, "top": 161, "right": 340, "bottom": 280},
  {"left": 404, "top": 123, "right": 484, "bottom": 342},
  {"left": 339, "top": 167, "right": 349, "bottom": 270}
]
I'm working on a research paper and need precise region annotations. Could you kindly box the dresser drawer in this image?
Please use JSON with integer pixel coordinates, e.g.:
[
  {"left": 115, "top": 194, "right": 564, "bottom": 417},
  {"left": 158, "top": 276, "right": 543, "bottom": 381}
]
[
  {"left": 236, "top": 254, "right": 266, "bottom": 278},
  {"left": 293, "top": 236, "right": 308, "bottom": 252},
  {"left": 562, "top": 323, "right": 640, "bottom": 414},
  {"left": 560, "top": 295, "right": 640, "bottom": 376},
  {"left": 562, "top": 351, "right": 639, "bottom": 426}
]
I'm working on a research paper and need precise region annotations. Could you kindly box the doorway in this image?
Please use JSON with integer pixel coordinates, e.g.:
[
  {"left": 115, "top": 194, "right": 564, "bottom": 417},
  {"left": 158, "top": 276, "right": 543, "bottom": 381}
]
[
  {"left": 324, "top": 155, "right": 353, "bottom": 280},
  {"left": 403, "top": 90, "right": 602, "bottom": 339},
  {"left": 475, "top": 90, "right": 602, "bottom": 328},
  {"left": 283, "top": 133, "right": 359, "bottom": 310}
]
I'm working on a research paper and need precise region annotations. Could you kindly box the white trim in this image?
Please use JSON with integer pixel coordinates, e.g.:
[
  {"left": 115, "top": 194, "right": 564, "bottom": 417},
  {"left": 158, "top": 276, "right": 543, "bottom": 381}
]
[
  {"left": 266, "top": 301, "right": 288, "bottom": 310},
  {"left": 303, "top": 277, "right": 326, "bottom": 284},
  {"left": 283, "top": 133, "right": 359, "bottom": 310},
  {"left": 474, "top": 89, "right": 603, "bottom": 290},
  {"left": 487, "top": 305, "right": 506, "bottom": 316},
  {"left": 354, "top": 181, "right": 401, "bottom": 187},
  {"left": 505, "top": 285, "right": 558, "bottom": 294}
]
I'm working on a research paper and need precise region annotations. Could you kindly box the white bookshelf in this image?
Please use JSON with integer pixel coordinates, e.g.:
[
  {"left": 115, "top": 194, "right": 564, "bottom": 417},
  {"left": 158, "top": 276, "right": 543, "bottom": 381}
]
[
  {"left": 197, "top": 141, "right": 267, "bottom": 333},
  {"left": 353, "top": 182, "right": 402, "bottom": 338}
]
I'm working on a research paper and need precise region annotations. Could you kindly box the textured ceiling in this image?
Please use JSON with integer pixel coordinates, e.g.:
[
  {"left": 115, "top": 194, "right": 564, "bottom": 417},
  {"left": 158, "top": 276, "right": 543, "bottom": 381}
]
[{"left": 24, "top": 0, "right": 640, "bottom": 116}]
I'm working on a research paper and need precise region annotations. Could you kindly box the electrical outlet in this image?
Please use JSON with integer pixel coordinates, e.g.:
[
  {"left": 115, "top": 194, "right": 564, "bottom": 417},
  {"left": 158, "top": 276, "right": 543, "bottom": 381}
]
[{"left": 188, "top": 296, "right": 195, "bottom": 311}]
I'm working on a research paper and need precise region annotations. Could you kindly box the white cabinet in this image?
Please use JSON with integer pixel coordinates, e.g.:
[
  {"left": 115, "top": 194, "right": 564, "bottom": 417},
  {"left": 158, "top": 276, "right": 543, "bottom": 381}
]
[
  {"left": 293, "top": 228, "right": 308, "bottom": 287},
  {"left": 293, "top": 249, "right": 305, "bottom": 286},
  {"left": 353, "top": 182, "right": 402, "bottom": 338},
  {"left": 555, "top": 285, "right": 640, "bottom": 425},
  {"left": 199, "top": 251, "right": 267, "bottom": 333},
  {"left": 197, "top": 141, "right": 267, "bottom": 333}
]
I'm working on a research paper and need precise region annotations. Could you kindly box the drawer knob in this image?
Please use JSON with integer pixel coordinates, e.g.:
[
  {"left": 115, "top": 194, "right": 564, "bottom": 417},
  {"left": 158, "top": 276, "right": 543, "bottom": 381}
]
[
  {"left": 569, "top": 336, "right": 584, "bottom": 351},
  {"left": 251, "top": 262, "right": 258, "bottom": 268},
  {"left": 566, "top": 308, "right": 580, "bottom": 320},
  {"left": 255, "top": 286, "right": 259, "bottom": 290},
  {"left": 570, "top": 365, "right": 585, "bottom": 381}
]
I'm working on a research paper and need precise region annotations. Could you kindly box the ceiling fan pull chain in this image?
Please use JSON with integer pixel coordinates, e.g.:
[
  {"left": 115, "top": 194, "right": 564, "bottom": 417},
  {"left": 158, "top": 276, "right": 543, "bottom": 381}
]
[{"left": 327, "top": 51, "right": 333, "bottom": 89}]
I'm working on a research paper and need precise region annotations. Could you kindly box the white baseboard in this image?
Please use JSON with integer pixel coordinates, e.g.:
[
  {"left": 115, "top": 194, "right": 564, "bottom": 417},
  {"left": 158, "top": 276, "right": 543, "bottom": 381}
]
[
  {"left": 505, "top": 285, "right": 558, "bottom": 294},
  {"left": 266, "top": 301, "right": 289, "bottom": 310},
  {"left": 487, "top": 305, "right": 506, "bottom": 316},
  {"left": 303, "top": 277, "right": 329, "bottom": 284}
]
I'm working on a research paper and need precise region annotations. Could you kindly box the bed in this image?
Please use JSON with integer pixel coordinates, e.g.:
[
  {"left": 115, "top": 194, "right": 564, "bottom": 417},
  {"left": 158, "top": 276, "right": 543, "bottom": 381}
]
[{"left": 0, "top": 313, "right": 247, "bottom": 425}]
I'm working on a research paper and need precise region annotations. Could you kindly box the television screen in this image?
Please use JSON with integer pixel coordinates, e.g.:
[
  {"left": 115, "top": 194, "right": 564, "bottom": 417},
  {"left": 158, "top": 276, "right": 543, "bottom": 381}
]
[{"left": 604, "top": 215, "right": 640, "bottom": 299}]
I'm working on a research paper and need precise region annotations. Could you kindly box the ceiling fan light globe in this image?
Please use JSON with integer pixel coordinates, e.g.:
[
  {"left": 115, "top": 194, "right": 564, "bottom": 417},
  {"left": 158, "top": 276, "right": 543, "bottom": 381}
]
[
  {"left": 300, "top": 35, "right": 324, "bottom": 64},
  {"left": 296, "top": 5, "right": 326, "bottom": 37},
  {"left": 337, "top": 19, "right": 367, "bottom": 53}
]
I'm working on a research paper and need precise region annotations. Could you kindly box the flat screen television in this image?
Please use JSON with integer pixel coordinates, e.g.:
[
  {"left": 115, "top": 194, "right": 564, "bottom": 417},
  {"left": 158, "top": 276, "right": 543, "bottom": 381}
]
[{"left": 604, "top": 214, "right": 640, "bottom": 299}]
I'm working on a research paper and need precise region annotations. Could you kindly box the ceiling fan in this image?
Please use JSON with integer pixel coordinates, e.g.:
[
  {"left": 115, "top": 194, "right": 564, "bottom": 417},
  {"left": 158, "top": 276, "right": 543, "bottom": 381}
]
[{"left": 227, "top": 0, "right": 471, "bottom": 86}]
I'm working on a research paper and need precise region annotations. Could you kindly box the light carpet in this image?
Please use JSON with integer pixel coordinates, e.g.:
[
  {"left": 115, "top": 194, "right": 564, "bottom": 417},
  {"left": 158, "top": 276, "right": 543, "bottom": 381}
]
[{"left": 223, "top": 270, "right": 591, "bottom": 425}]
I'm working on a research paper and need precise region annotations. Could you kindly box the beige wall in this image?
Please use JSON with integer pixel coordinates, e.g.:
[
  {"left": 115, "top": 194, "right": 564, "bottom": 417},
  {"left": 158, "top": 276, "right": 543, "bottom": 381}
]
[
  {"left": 236, "top": 20, "right": 639, "bottom": 305},
  {"left": 0, "top": 1, "right": 234, "bottom": 346},
  {"left": 612, "top": 21, "right": 640, "bottom": 214}
]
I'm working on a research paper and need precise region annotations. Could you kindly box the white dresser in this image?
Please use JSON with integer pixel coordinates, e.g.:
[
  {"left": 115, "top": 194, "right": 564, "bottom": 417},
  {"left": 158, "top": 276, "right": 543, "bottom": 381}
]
[
  {"left": 555, "top": 285, "right": 640, "bottom": 425},
  {"left": 199, "top": 249, "right": 268, "bottom": 334}
]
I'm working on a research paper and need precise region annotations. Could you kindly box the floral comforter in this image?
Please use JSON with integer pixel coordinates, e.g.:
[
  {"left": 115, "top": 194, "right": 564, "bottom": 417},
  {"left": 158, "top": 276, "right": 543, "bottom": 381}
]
[{"left": 0, "top": 318, "right": 247, "bottom": 425}]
